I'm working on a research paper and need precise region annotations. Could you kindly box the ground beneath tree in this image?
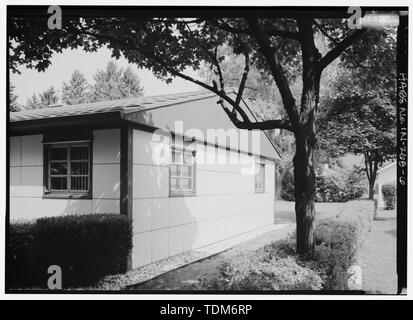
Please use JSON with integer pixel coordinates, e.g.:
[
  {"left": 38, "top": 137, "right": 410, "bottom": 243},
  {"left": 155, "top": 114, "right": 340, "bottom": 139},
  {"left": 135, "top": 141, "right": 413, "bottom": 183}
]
[
  {"left": 127, "top": 201, "right": 344, "bottom": 291},
  {"left": 127, "top": 223, "right": 295, "bottom": 290},
  {"left": 359, "top": 209, "right": 397, "bottom": 294}
]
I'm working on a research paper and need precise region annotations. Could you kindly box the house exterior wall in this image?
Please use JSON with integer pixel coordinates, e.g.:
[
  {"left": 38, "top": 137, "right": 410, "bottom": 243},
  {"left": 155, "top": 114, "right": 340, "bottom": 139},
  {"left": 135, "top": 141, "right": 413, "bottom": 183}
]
[
  {"left": 375, "top": 163, "right": 397, "bottom": 209},
  {"left": 9, "top": 129, "right": 121, "bottom": 221},
  {"left": 9, "top": 126, "right": 276, "bottom": 270},
  {"left": 131, "top": 129, "right": 275, "bottom": 269}
]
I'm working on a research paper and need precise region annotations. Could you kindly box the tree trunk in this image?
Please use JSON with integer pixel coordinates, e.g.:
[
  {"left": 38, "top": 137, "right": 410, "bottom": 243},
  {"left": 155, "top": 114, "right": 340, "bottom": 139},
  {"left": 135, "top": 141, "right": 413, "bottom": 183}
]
[
  {"left": 293, "top": 131, "right": 316, "bottom": 257},
  {"left": 368, "top": 181, "right": 375, "bottom": 200},
  {"left": 364, "top": 157, "right": 379, "bottom": 200}
]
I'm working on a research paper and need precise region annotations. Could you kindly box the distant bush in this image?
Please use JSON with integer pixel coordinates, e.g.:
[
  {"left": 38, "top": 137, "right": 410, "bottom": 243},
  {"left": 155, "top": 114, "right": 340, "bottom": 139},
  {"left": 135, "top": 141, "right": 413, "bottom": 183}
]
[
  {"left": 281, "top": 170, "right": 295, "bottom": 201},
  {"left": 281, "top": 167, "right": 365, "bottom": 202},
  {"left": 382, "top": 184, "right": 396, "bottom": 210},
  {"left": 7, "top": 214, "right": 132, "bottom": 289}
]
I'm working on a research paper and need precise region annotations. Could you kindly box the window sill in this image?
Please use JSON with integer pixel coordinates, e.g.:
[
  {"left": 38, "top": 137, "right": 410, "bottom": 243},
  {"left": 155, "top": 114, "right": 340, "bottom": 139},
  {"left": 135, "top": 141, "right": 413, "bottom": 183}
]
[
  {"left": 169, "top": 191, "right": 197, "bottom": 198},
  {"left": 43, "top": 193, "right": 92, "bottom": 200},
  {"left": 255, "top": 190, "right": 266, "bottom": 194}
]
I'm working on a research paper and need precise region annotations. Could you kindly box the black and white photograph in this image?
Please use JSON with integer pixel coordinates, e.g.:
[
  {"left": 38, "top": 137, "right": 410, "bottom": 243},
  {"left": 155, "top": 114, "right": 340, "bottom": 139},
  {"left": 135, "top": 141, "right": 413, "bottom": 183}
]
[{"left": 2, "top": 2, "right": 410, "bottom": 300}]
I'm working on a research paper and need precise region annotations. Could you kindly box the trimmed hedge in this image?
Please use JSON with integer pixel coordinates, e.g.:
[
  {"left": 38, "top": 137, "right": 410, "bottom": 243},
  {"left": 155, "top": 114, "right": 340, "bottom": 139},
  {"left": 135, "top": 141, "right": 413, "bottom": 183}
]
[
  {"left": 382, "top": 184, "right": 396, "bottom": 210},
  {"left": 8, "top": 223, "right": 37, "bottom": 288},
  {"left": 314, "top": 200, "right": 373, "bottom": 290},
  {"left": 7, "top": 214, "right": 132, "bottom": 289}
]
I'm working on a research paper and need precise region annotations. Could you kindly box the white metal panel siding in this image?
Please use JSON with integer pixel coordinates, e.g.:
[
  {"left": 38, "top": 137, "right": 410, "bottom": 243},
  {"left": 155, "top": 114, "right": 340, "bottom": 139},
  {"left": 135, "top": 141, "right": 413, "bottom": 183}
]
[
  {"left": 131, "top": 129, "right": 275, "bottom": 269},
  {"left": 9, "top": 129, "right": 121, "bottom": 220}
]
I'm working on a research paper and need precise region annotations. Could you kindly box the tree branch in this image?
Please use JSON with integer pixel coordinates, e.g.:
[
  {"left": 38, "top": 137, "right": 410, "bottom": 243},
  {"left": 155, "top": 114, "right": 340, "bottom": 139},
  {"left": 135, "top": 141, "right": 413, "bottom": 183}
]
[
  {"left": 247, "top": 17, "right": 299, "bottom": 129},
  {"left": 208, "top": 19, "right": 300, "bottom": 40},
  {"left": 74, "top": 25, "right": 295, "bottom": 132},
  {"left": 313, "top": 19, "right": 339, "bottom": 45},
  {"left": 235, "top": 52, "right": 250, "bottom": 106},
  {"left": 218, "top": 99, "right": 293, "bottom": 131},
  {"left": 318, "top": 29, "right": 366, "bottom": 70}
]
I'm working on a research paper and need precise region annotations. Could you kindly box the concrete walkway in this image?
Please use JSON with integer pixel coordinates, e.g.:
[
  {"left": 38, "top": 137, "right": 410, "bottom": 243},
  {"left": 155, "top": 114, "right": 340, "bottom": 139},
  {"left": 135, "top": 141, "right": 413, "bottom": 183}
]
[
  {"left": 127, "top": 223, "right": 295, "bottom": 290},
  {"left": 359, "top": 209, "right": 397, "bottom": 294},
  {"left": 274, "top": 200, "right": 347, "bottom": 224}
]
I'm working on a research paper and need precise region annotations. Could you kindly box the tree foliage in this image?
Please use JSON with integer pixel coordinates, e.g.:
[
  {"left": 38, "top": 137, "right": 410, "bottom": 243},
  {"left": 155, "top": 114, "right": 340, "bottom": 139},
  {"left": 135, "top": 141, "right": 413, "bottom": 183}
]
[
  {"left": 26, "top": 86, "right": 59, "bottom": 109},
  {"left": 62, "top": 70, "right": 91, "bottom": 105},
  {"left": 24, "top": 61, "right": 144, "bottom": 109},
  {"left": 318, "top": 27, "right": 396, "bottom": 199},
  {"left": 91, "top": 61, "right": 144, "bottom": 102},
  {"left": 9, "top": 83, "right": 20, "bottom": 112}
]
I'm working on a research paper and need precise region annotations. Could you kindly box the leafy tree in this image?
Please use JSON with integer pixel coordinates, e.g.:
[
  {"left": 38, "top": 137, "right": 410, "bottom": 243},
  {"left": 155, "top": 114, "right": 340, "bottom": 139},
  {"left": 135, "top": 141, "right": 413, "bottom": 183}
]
[
  {"left": 26, "top": 86, "right": 59, "bottom": 109},
  {"left": 120, "top": 66, "right": 145, "bottom": 98},
  {"left": 38, "top": 86, "right": 59, "bottom": 108},
  {"left": 26, "top": 93, "right": 40, "bottom": 110},
  {"left": 62, "top": 70, "right": 91, "bottom": 104},
  {"left": 319, "top": 89, "right": 396, "bottom": 200},
  {"left": 92, "top": 61, "right": 144, "bottom": 101},
  {"left": 9, "top": 83, "right": 20, "bottom": 112},
  {"left": 9, "top": 10, "right": 389, "bottom": 256},
  {"left": 318, "top": 28, "right": 396, "bottom": 200}
]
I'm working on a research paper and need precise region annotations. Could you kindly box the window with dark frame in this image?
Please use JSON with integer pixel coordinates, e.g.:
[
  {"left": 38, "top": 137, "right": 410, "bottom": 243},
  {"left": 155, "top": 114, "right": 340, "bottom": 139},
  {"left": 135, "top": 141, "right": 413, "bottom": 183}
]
[
  {"left": 45, "top": 143, "right": 91, "bottom": 195},
  {"left": 170, "top": 144, "right": 196, "bottom": 196},
  {"left": 255, "top": 162, "right": 265, "bottom": 193}
]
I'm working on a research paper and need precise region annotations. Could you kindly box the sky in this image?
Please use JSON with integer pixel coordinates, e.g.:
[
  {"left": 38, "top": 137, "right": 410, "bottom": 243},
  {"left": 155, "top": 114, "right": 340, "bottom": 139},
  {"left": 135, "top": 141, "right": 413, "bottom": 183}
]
[{"left": 10, "top": 47, "right": 200, "bottom": 106}]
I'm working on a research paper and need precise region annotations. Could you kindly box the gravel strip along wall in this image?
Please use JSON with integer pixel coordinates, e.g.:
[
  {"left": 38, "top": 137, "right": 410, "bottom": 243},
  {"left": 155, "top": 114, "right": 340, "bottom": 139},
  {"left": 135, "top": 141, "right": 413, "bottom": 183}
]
[{"left": 96, "top": 224, "right": 290, "bottom": 290}]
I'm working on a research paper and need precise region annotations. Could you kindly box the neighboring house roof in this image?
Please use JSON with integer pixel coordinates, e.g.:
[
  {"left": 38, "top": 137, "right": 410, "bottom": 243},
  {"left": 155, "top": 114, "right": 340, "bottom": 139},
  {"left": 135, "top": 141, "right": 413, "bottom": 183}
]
[
  {"left": 10, "top": 90, "right": 280, "bottom": 159},
  {"left": 377, "top": 161, "right": 397, "bottom": 174}
]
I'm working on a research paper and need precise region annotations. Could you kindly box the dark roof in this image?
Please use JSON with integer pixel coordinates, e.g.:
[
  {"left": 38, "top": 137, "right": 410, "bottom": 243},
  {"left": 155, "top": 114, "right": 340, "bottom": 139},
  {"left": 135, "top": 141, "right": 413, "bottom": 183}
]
[{"left": 10, "top": 90, "right": 216, "bottom": 122}]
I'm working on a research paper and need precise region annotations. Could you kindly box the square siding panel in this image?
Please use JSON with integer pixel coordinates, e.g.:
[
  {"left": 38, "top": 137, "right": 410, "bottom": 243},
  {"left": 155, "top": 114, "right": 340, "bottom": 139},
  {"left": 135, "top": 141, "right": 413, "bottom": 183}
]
[
  {"left": 132, "top": 199, "right": 152, "bottom": 233},
  {"left": 93, "top": 164, "right": 120, "bottom": 199},
  {"left": 152, "top": 166, "right": 169, "bottom": 198},
  {"left": 132, "top": 232, "right": 152, "bottom": 269},
  {"left": 182, "top": 223, "right": 198, "bottom": 252},
  {"left": 93, "top": 199, "right": 120, "bottom": 214},
  {"left": 151, "top": 228, "right": 169, "bottom": 262},
  {"left": 169, "top": 197, "right": 195, "bottom": 227},
  {"left": 151, "top": 198, "right": 169, "bottom": 230},
  {"left": 168, "top": 225, "right": 184, "bottom": 256},
  {"left": 133, "top": 131, "right": 153, "bottom": 165},
  {"left": 20, "top": 166, "right": 43, "bottom": 197},
  {"left": 10, "top": 136, "right": 22, "bottom": 167},
  {"left": 10, "top": 167, "right": 21, "bottom": 197},
  {"left": 21, "top": 135, "right": 43, "bottom": 166},
  {"left": 133, "top": 130, "right": 170, "bottom": 166},
  {"left": 9, "top": 198, "right": 93, "bottom": 221},
  {"left": 133, "top": 165, "right": 153, "bottom": 199},
  {"left": 93, "top": 129, "right": 121, "bottom": 164}
]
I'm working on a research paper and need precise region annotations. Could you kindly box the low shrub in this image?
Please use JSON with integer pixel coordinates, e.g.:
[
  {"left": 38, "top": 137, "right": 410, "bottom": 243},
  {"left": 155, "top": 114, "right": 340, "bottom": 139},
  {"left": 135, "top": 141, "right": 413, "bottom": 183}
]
[
  {"left": 184, "top": 235, "right": 324, "bottom": 291},
  {"left": 315, "top": 168, "right": 365, "bottom": 203},
  {"left": 7, "top": 214, "right": 132, "bottom": 289},
  {"left": 281, "top": 167, "right": 365, "bottom": 203},
  {"left": 382, "top": 184, "right": 396, "bottom": 210}
]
